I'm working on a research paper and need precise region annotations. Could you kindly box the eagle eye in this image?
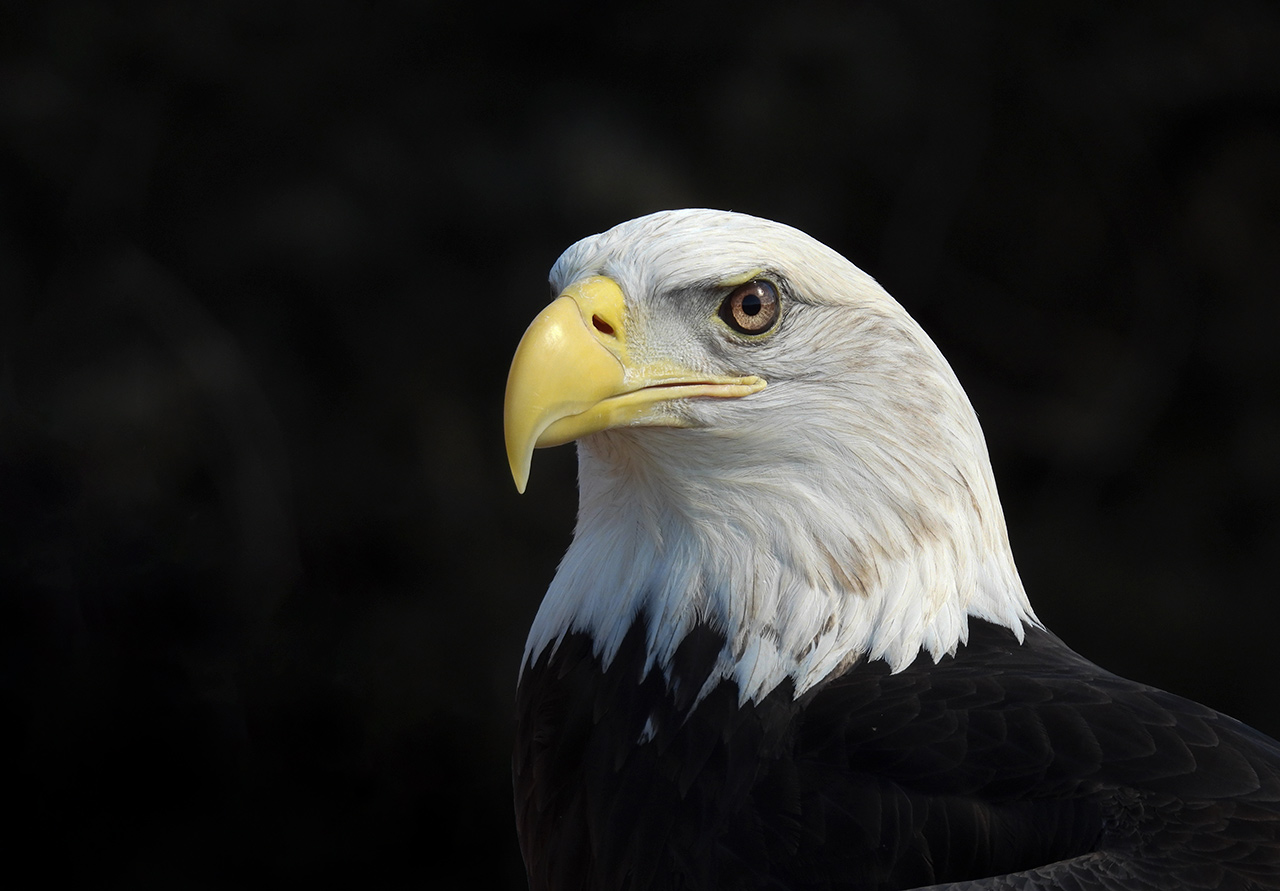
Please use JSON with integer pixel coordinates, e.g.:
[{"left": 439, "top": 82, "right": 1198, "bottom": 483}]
[{"left": 718, "top": 280, "right": 780, "bottom": 335}]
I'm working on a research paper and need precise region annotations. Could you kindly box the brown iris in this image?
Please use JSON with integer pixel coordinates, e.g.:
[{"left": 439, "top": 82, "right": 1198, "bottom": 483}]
[{"left": 718, "top": 280, "right": 780, "bottom": 335}]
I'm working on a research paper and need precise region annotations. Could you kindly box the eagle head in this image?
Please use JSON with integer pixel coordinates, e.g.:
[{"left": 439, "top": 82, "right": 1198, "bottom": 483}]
[{"left": 505, "top": 209, "right": 1037, "bottom": 702}]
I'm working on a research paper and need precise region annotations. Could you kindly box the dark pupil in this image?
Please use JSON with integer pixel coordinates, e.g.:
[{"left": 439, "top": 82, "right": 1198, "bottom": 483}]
[{"left": 740, "top": 293, "right": 762, "bottom": 316}]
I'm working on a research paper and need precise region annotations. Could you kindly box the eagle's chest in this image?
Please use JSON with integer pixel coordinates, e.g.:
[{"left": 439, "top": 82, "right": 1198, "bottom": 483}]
[
  {"left": 513, "top": 614, "right": 811, "bottom": 890},
  {"left": 512, "top": 612, "right": 958, "bottom": 890},
  {"left": 510, "top": 618, "right": 1129, "bottom": 891}
]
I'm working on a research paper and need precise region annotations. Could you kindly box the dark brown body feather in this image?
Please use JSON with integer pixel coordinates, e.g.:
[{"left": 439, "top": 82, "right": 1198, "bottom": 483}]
[{"left": 514, "top": 618, "right": 1280, "bottom": 890}]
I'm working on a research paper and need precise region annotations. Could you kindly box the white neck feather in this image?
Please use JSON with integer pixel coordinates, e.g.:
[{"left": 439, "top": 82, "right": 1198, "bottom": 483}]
[{"left": 523, "top": 376, "right": 1037, "bottom": 706}]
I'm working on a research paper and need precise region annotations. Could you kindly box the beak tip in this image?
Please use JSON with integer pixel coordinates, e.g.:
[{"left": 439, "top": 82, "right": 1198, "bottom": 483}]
[
  {"left": 504, "top": 396, "right": 532, "bottom": 495},
  {"left": 508, "top": 450, "right": 531, "bottom": 494}
]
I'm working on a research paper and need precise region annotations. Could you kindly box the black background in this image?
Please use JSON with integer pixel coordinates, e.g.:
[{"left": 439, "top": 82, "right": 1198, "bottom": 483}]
[{"left": 3, "top": 1, "right": 1279, "bottom": 885}]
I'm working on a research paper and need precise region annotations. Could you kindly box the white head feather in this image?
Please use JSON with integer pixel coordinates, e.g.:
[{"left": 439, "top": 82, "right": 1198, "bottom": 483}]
[{"left": 523, "top": 209, "right": 1038, "bottom": 704}]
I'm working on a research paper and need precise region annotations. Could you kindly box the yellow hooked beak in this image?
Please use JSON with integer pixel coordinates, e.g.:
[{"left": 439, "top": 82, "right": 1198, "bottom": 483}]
[{"left": 504, "top": 275, "right": 766, "bottom": 492}]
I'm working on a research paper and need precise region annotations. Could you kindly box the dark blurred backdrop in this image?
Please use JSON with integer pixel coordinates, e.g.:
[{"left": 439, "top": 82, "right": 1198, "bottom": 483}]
[{"left": 2, "top": 1, "right": 1279, "bottom": 886}]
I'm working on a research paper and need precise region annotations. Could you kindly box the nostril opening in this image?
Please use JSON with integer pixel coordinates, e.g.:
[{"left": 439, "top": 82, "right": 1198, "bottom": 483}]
[{"left": 592, "top": 315, "right": 615, "bottom": 336}]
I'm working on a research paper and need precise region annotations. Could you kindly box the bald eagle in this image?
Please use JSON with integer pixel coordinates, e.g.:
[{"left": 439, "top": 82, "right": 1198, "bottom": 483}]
[{"left": 504, "top": 210, "right": 1280, "bottom": 890}]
